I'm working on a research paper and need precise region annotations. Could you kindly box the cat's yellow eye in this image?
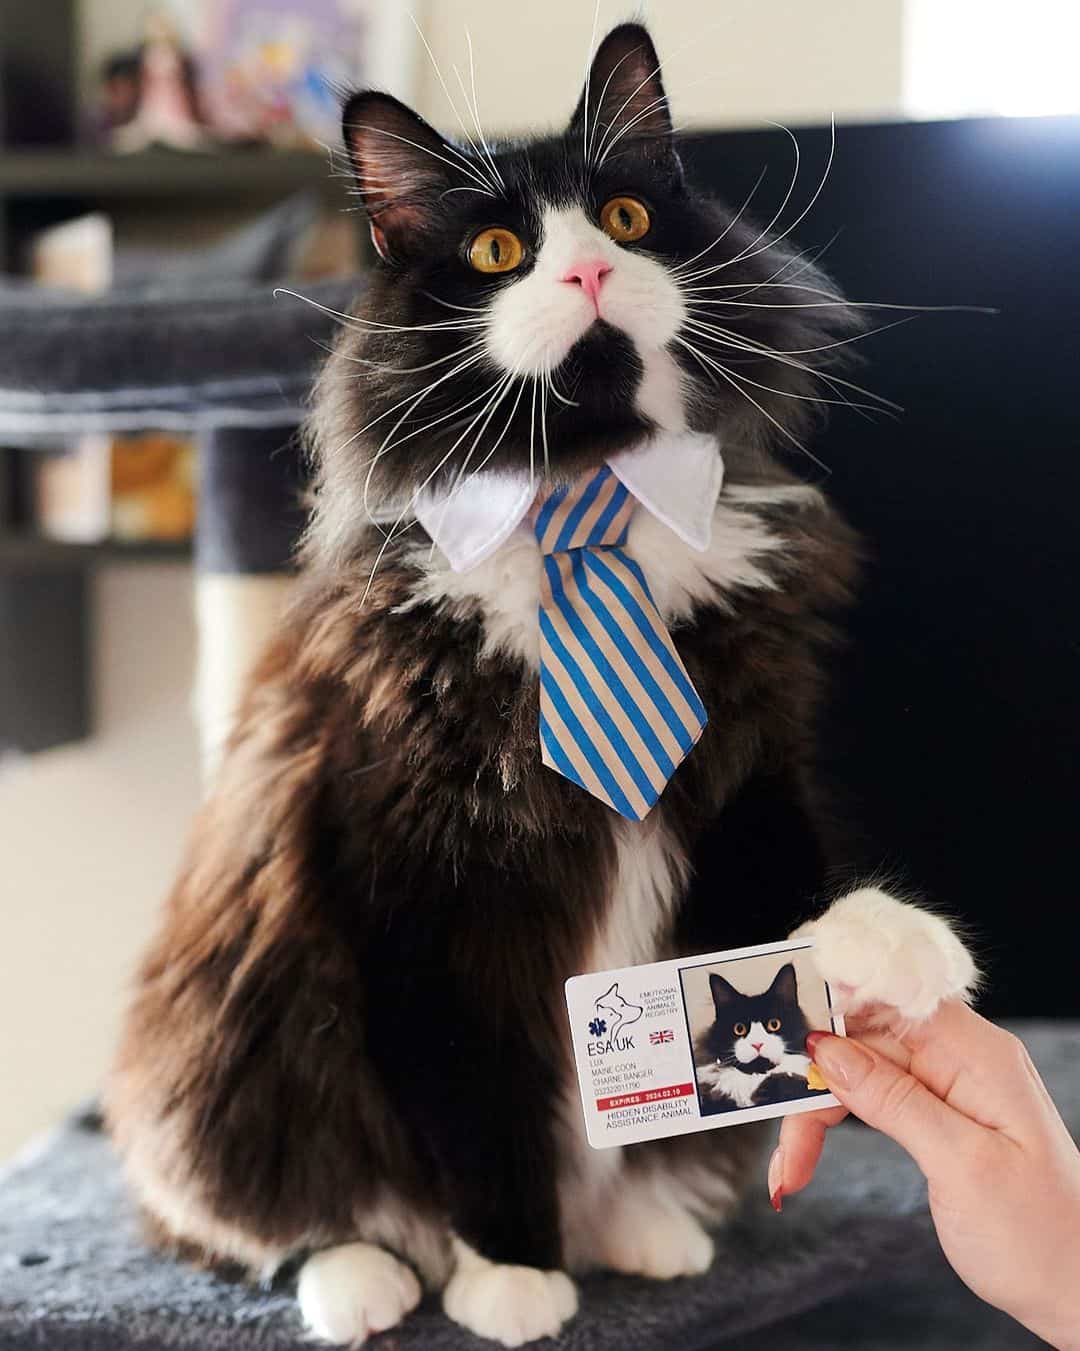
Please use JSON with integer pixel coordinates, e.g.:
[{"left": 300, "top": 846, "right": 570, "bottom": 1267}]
[
  {"left": 733, "top": 1022, "right": 748, "bottom": 1037},
  {"left": 468, "top": 227, "right": 524, "bottom": 274},
  {"left": 767, "top": 1018, "right": 782, "bottom": 1033},
  {"left": 599, "top": 196, "right": 651, "bottom": 243}
]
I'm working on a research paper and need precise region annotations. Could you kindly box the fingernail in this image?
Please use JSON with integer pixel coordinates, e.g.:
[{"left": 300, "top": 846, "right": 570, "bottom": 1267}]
[
  {"left": 806, "top": 1031, "right": 874, "bottom": 1090},
  {"left": 767, "top": 1146, "right": 784, "bottom": 1213}
]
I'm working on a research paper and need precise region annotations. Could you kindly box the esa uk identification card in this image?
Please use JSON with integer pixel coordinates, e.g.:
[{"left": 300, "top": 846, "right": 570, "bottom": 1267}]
[{"left": 565, "top": 938, "right": 845, "bottom": 1149}]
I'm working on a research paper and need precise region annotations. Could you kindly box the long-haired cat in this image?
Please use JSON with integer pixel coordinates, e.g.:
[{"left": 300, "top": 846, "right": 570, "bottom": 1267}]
[
  {"left": 107, "top": 24, "right": 976, "bottom": 1347},
  {"left": 696, "top": 963, "right": 827, "bottom": 1113}
]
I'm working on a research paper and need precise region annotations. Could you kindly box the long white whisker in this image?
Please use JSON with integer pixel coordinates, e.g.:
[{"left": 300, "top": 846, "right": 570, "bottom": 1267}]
[
  {"left": 581, "top": 0, "right": 602, "bottom": 162},
  {"left": 348, "top": 123, "right": 496, "bottom": 196},
  {"left": 685, "top": 292, "right": 997, "bottom": 315},
  {"left": 682, "top": 317, "right": 902, "bottom": 411},
  {"left": 360, "top": 352, "right": 490, "bottom": 525},
  {"left": 421, "top": 292, "right": 489, "bottom": 315},
  {"left": 687, "top": 124, "right": 803, "bottom": 286},
  {"left": 675, "top": 336, "right": 831, "bottom": 475},
  {"left": 594, "top": 92, "right": 672, "bottom": 167},
  {"left": 274, "top": 288, "right": 488, "bottom": 335},
  {"left": 689, "top": 311, "right": 917, "bottom": 357},
  {"left": 464, "top": 29, "right": 506, "bottom": 190},
  {"left": 323, "top": 348, "right": 489, "bottom": 473},
  {"left": 669, "top": 167, "right": 769, "bottom": 276},
  {"left": 408, "top": 14, "right": 501, "bottom": 194},
  {"left": 428, "top": 371, "right": 518, "bottom": 553},
  {"left": 696, "top": 118, "right": 837, "bottom": 284},
  {"left": 586, "top": 47, "right": 639, "bottom": 167},
  {"left": 360, "top": 374, "right": 509, "bottom": 603},
  {"left": 546, "top": 367, "right": 554, "bottom": 478},
  {"left": 467, "top": 373, "right": 529, "bottom": 482},
  {"left": 343, "top": 337, "right": 487, "bottom": 376},
  {"left": 680, "top": 326, "right": 884, "bottom": 413},
  {"left": 528, "top": 377, "right": 538, "bottom": 492}
]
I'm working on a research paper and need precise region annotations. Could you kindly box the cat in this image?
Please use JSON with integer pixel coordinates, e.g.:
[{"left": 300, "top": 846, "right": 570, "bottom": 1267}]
[
  {"left": 696, "top": 962, "right": 828, "bottom": 1113},
  {"left": 106, "top": 22, "right": 977, "bottom": 1348},
  {"left": 594, "top": 982, "right": 643, "bottom": 1037}
]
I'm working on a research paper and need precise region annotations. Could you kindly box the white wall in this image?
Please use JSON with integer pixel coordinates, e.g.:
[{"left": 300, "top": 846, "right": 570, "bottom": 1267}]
[
  {"left": 0, "top": 566, "right": 200, "bottom": 1160},
  {"left": 2, "top": 0, "right": 909, "bottom": 1163},
  {"left": 413, "top": 0, "right": 905, "bottom": 132}
]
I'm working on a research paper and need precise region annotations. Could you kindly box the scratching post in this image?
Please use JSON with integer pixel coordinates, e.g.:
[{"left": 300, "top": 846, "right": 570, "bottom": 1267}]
[{"left": 194, "top": 424, "right": 306, "bottom": 776}]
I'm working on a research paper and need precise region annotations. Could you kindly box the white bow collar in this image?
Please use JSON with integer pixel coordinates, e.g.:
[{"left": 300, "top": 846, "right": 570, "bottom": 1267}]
[{"left": 413, "top": 430, "right": 724, "bottom": 574}]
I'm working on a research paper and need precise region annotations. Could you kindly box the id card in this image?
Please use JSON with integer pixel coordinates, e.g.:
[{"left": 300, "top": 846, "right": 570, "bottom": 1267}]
[{"left": 565, "top": 939, "right": 845, "bottom": 1149}]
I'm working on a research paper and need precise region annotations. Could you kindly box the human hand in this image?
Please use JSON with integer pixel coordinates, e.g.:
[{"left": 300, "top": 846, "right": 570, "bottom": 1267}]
[{"left": 769, "top": 1001, "right": 1080, "bottom": 1349}]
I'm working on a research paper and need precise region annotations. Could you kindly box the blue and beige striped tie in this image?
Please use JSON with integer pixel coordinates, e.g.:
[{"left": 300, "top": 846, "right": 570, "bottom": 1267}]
[{"left": 534, "top": 465, "right": 708, "bottom": 820}]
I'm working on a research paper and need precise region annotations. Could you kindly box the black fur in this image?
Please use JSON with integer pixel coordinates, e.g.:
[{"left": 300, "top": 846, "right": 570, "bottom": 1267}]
[{"left": 109, "top": 20, "right": 859, "bottom": 1311}]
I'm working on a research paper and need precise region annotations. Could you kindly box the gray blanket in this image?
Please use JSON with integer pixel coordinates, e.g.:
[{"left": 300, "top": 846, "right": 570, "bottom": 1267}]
[{"left": 1, "top": 1022, "right": 1070, "bottom": 1350}]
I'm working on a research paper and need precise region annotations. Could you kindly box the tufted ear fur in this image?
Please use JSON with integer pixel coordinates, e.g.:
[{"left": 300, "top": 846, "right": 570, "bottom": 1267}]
[
  {"left": 569, "top": 23, "right": 673, "bottom": 160},
  {"left": 709, "top": 972, "right": 740, "bottom": 1011},
  {"left": 342, "top": 91, "right": 463, "bottom": 263},
  {"left": 767, "top": 962, "right": 799, "bottom": 1006}
]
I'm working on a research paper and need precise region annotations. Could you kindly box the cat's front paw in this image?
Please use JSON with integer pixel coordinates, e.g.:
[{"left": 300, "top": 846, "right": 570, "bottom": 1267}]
[
  {"left": 443, "top": 1241, "right": 577, "bottom": 1347},
  {"left": 599, "top": 1190, "right": 713, "bottom": 1280},
  {"left": 298, "top": 1242, "right": 421, "bottom": 1344},
  {"left": 793, "top": 888, "right": 977, "bottom": 1022}
]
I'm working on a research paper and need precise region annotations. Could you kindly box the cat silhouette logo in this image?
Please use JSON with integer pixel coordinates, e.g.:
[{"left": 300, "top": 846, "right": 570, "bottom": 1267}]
[{"left": 590, "top": 982, "right": 643, "bottom": 1038}]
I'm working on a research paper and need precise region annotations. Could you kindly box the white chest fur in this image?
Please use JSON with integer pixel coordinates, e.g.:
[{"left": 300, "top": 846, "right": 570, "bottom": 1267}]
[
  {"left": 401, "top": 492, "right": 784, "bottom": 673},
  {"left": 700, "top": 1054, "right": 812, "bottom": 1109}
]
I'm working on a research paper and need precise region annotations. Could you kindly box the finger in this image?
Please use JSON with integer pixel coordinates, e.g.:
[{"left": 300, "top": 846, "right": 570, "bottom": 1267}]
[
  {"left": 806, "top": 1031, "right": 980, "bottom": 1177},
  {"left": 773, "top": 1104, "right": 849, "bottom": 1201},
  {"left": 859, "top": 1002, "right": 1043, "bottom": 1132}
]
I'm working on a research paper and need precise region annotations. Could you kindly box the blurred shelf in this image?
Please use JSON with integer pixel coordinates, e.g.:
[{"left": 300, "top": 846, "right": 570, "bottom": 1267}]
[
  {"left": 0, "top": 148, "right": 337, "bottom": 199},
  {"left": 0, "top": 532, "right": 192, "bottom": 570}
]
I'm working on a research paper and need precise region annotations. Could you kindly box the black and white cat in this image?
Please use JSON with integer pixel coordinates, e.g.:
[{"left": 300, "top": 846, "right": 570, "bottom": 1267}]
[
  {"left": 697, "top": 963, "right": 825, "bottom": 1111},
  {"left": 108, "top": 23, "right": 977, "bottom": 1350}
]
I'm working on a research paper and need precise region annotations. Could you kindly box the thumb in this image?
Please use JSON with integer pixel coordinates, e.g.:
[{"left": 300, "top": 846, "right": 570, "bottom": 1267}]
[{"left": 807, "top": 1032, "right": 978, "bottom": 1179}]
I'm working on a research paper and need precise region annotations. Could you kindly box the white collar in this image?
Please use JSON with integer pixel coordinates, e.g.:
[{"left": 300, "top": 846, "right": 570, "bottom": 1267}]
[{"left": 414, "top": 430, "right": 724, "bottom": 574}]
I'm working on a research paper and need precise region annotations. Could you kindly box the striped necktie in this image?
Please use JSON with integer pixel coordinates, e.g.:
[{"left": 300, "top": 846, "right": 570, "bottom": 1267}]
[{"left": 534, "top": 465, "right": 708, "bottom": 820}]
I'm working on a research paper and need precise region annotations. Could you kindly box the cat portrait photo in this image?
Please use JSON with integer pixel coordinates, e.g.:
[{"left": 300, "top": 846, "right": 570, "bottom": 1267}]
[{"left": 680, "top": 946, "right": 840, "bottom": 1118}]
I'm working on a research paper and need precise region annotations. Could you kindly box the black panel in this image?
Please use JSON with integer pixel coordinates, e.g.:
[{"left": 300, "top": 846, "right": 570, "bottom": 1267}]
[
  {"left": 0, "top": 2, "right": 77, "bottom": 148},
  {"left": 196, "top": 425, "right": 307, "bottom": 574},
  {"left": 683, "top": 117, "right": 1080, "bottom": 1016},
  {"left": 0, "top": 566, "right": 88, "bottom": 754}
]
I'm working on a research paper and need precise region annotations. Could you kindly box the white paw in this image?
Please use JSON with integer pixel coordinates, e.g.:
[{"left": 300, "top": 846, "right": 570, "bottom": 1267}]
[
  {"left": 599, "top": 1192, "right": 713, "bottom": 1280},
  {"left": 298, "top": 1242, "right": 421, "bottom": 1344},
  {"left": 443, "top": 1244, "right": 577, "bottom": 1347},
  {"left": 793, "top": 887, "right": 977, "bottom": 1022}
]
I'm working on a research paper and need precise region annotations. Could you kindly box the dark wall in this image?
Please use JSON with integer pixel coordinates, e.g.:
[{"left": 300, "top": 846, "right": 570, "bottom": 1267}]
[{"left": 683, "top": 117, "right": 1080, "bottom": 1018}]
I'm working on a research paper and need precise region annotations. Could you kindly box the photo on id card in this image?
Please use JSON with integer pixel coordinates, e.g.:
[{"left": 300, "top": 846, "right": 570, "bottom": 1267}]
[{"left": 566, "top": 939, "right": 845, "bottom": 1148}]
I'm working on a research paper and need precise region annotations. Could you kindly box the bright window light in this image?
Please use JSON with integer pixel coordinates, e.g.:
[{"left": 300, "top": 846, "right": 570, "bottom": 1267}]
[{"left": 904, "top": 0, "right": 1080, "bottom": 118}]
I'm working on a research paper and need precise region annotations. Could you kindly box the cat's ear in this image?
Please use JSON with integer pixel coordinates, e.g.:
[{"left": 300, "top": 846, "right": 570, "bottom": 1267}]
[
  {"left": 570, "top": 23, "right": 673, "bottom": 158},
  {"left": 768, "top": 963, "right": 799, "bottom": 1005},
  {"left": 342, "top": 91, "right": 462, "bottom": 263},
  {"left": 709, "top": 972, "right": 740, "bottom": 1011}
]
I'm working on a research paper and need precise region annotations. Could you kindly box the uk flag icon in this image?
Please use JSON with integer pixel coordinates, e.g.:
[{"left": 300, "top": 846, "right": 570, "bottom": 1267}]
[{"left": 649, "top": 1029, "right": 675, "bottom": 1045}]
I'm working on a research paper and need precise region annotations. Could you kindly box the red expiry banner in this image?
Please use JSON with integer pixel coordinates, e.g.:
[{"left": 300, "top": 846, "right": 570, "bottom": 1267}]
[{"left": 595, "top": 1082, "right": 695, "bottom": 1112}]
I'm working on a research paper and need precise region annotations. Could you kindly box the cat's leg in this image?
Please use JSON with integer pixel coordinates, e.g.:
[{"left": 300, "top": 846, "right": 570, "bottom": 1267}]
[
  {"left": 366, "top": 887, "right": 583, "bottom": 1347},
  {"left": 560, "top": 1123, "right": 760, "bottom": 1280},
  {"left": 442, "top": 1239, "right": 578, "bottom": 1349},
  {"left": 791, "top": 887, "right": 978, "bottom": 1023},
  {"left": 298, "top": 1243, "right": 422, "bottom": 1344}
]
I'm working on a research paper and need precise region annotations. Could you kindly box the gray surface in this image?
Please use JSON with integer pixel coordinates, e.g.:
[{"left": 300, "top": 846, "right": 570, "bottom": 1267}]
[
  {"left": 1, "top": 1022, "right": 1074, "bottom": 1349},
  {"left": 0, "top": 276, "right": 359, "bottom": 439}
]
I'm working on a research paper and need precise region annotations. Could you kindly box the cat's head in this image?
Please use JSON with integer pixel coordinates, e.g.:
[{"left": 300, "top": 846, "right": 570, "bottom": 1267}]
[
  {"left": 704, "top": 963, "right": 810, "bottom": 1073},
  {"left": 310, "top": 23, "right": 853, "bottom": 560}
]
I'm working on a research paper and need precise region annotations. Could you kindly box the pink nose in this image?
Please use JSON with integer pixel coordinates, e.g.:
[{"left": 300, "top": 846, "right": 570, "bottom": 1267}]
[
  {"left": 752, "top": 1042, "right": 764, "bottom": 1053},
  {"left": 561, "top": 259, "right": 613, "bottom": 306}
]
